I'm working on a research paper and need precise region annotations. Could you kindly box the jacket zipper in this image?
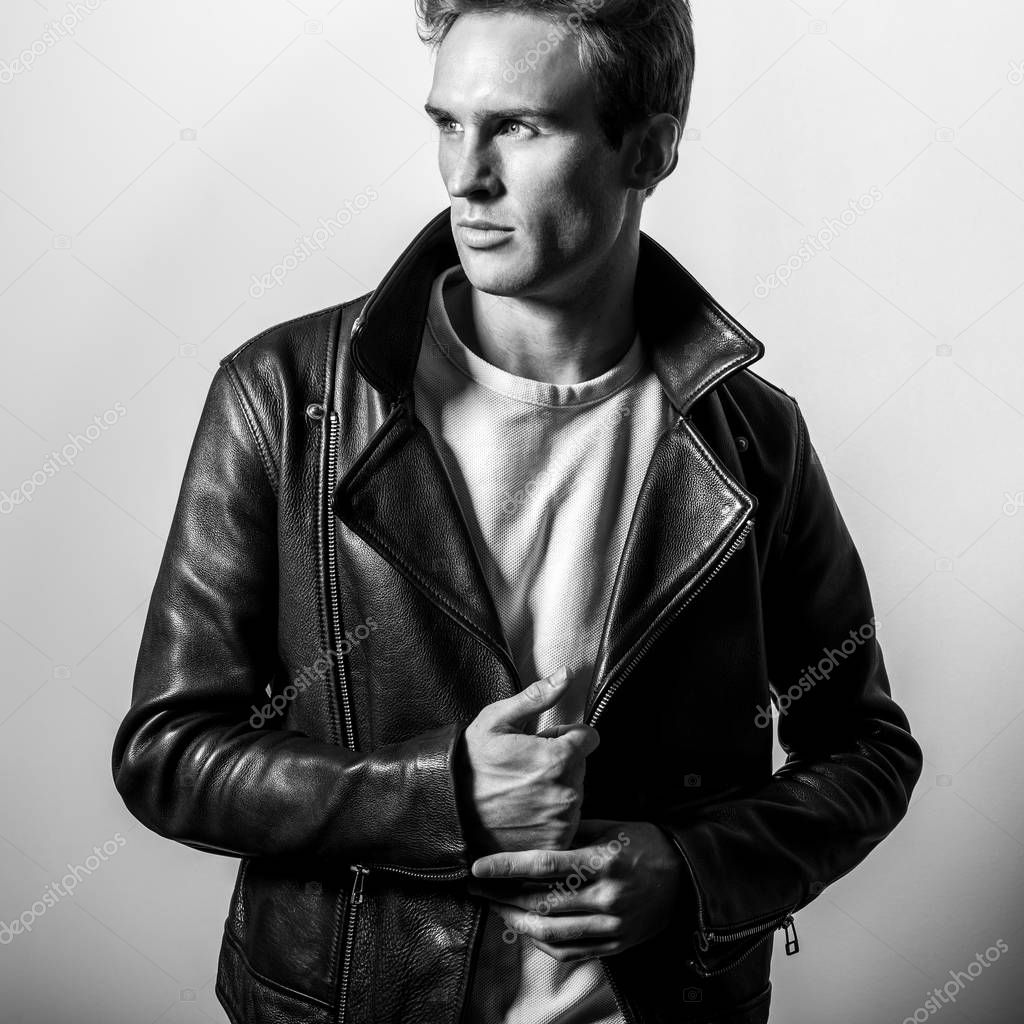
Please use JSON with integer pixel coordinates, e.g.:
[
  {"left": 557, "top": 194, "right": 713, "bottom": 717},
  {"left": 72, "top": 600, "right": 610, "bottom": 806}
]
[
  {"left": 325, "top": 410, "right": 355, "bottom": 750},
  {"left": 586, "top": 516, "right": 755, "bottom": 728},
  {"left": 583, "top": 513, "right": 754, "bottom": 1009},
  {"left": 688, "top": 912, "right": 798, "bottom": 978},
  {"left": 336, "top": 865, "right": 368, "bottom": 1023},
  {"left": 598, "top": 959, "right": 636, "bottom": 1023},
  {"left": 584, "top": 500, "right": 795, "bottom": 978},
  {"left": 322, "top": 403, "right": 476, "bottom": 1021}
]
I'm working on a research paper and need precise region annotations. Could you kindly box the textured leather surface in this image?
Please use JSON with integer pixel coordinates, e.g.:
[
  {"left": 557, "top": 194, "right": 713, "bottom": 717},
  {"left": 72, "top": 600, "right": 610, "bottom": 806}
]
[{"left": 111, "top": 207, "right": 923, "bottom": 1023}]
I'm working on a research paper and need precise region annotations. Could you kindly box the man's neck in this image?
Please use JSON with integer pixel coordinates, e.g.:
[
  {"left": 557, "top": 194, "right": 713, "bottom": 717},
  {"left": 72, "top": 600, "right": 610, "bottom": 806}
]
[{"left": 443, "top": 244, "right": 640, "bottom": 385}]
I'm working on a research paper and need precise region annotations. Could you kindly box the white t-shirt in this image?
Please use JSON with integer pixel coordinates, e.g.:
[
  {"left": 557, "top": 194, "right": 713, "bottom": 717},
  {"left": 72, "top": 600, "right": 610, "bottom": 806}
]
[{"left": 412, "top": 264, "right": 676, "bottom": 1023}]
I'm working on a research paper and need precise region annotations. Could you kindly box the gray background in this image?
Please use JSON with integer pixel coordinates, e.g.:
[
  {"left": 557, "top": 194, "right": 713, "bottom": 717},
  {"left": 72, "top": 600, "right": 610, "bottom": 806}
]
[{"left": 1, "top": 1, "right": 1022, "bottom": 1022}]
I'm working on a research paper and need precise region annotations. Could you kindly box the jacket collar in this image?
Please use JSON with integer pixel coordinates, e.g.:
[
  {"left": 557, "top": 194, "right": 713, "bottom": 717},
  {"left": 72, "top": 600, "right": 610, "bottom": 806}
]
[
  {"left": 335, "top": 206, "right": 765, "bottom": 709},
  {"left": 348, "top": 207, "right": 765, "bottom": 417}
]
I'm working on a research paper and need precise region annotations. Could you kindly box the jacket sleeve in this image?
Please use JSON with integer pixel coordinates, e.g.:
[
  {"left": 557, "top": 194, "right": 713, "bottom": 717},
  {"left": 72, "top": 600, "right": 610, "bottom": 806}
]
[
  {"left": 110, "top": 361, "right": 472, "bottom": 873},
  {"left": 654, "top": 398, "right": 923, "bottom": 971}
]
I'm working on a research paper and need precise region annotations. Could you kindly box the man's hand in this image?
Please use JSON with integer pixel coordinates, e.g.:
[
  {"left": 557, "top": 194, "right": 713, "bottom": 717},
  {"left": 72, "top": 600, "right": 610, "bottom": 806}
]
[
  {"left": 466, "top": 819, "right": 686, "bottom": 962},
  {"left": 460, "top": 667, "right": 601, "bottom": 856}
]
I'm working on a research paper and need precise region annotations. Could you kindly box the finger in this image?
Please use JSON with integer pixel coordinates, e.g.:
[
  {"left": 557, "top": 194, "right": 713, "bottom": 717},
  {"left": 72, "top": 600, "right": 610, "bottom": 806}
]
[
  {"left": 493, "top": 904, "right": 621, "bottom": 944},
  {"left": 552, "top": 723, "right": 601, "bottom": 759},
  {"left": 530, "top": 937, "right": 623, "bottom": 962},
  {"left": 485, "top": 668, "right": 570, "bottom": 731},
  {"left": 466, "top": 878, "right": 554, "bottom": 902},
  {"left": 472, "top": 848, "right": 581, "bottom": 879},
  {"left": 474, "top": 884, "right": 596, "bottom": 915}
]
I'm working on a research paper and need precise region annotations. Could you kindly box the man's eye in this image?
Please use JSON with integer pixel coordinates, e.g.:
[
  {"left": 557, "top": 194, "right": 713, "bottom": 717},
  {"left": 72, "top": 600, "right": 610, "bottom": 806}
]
[
  {"left": 501, "top": 120, "right": 531, "bottom": 136},
  {"left": 438, "top": 119, "right": 460, "bottom": 133}
]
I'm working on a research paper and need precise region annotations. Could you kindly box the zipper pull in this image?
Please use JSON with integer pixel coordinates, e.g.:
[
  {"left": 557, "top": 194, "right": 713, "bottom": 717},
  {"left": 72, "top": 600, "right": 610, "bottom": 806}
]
[
  {"left": 783, "top": 915, "right": 799, "bottom": 955},
  {"left": 349, "top": 865, "right": 369, "bottom": 905}
]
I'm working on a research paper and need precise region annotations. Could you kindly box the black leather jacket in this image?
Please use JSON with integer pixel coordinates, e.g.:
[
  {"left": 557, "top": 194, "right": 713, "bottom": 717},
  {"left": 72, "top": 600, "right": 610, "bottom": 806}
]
[{"left": 111, "top": 207, "right": 923, "bottom": 1024}]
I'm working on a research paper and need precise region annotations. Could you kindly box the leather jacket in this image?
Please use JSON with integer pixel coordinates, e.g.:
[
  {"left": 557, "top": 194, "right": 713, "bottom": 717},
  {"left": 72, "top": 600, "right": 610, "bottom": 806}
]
[{"left": 111, "top": 206, "right": 923, "bottom": 1024}]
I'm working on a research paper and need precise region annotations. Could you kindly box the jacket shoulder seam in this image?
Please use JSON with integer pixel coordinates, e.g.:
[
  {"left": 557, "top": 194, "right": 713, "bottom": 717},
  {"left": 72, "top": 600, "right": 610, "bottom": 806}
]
[
  {"left": 221, "top": 361, "right": 279, "bottom": 496},
  {"left": 744, "top": 367, "right": 796, "bottom": 402},
  {"left": 216, "top": 301, "right": 362, "bottom": 367},
  {"left": 213, "top": 297, "right": 370, "bottom": 494}
]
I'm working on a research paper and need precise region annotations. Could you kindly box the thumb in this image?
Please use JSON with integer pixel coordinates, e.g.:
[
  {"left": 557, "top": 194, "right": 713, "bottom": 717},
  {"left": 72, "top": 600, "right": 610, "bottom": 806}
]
[{"left": 488, "top": 666, "right": 570, "bottom": 731}]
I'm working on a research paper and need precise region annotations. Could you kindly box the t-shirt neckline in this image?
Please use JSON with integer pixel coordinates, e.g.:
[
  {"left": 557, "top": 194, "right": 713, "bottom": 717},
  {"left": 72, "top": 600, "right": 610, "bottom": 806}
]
[{"left": 425, "top": 264, "right": 644, "bottom": 409}]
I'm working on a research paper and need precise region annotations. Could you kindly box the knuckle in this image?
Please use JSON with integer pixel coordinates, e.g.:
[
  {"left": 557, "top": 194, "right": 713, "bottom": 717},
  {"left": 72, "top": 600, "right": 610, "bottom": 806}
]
[
  {"left": 554, "top": 785, "right": 579, "bottom": 811},
  {"left": 592, "top": 882, "right": 617, "bottom": 912},
  {"left": 536, "top": 851, "right": 559, "bottom": 875}
]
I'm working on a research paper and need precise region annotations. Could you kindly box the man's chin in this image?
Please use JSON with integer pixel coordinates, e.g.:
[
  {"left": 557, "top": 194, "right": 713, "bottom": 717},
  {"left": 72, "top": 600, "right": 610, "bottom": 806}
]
[{"left": 457, "top": 249, "right": 538, "bottom": 298}]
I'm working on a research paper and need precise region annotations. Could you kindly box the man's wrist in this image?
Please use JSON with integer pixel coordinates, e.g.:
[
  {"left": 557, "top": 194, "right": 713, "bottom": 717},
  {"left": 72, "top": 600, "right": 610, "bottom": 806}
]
[{"left": 453, "top": 728, "right": 487, "bottom": 861}]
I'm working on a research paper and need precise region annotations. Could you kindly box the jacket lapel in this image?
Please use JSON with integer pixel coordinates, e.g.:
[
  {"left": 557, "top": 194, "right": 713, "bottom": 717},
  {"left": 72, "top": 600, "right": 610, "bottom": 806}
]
[
  {"left": 585, "top": 237, "right": 764, "bottom": 704},
  {"left": 333, "top": 208, "right": 764, "bottom": 695},
  {"left": 333, "top": 400, "right": 517, "bottom": 679},
  {"left": 588, "top": 419, "right": 756, "bottom": 708}
]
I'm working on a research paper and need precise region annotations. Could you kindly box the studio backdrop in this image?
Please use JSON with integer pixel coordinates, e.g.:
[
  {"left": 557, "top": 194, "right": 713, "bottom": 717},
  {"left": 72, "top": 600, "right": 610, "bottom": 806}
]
[{"left": 1, "top": 1, "right": 1022, "bottom": 1022}]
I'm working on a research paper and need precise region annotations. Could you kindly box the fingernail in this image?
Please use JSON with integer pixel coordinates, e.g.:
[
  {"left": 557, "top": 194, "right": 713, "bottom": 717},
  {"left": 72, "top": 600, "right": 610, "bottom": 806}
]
[{"left": 548, "top": 666, "right": 568, "bottom": 687}]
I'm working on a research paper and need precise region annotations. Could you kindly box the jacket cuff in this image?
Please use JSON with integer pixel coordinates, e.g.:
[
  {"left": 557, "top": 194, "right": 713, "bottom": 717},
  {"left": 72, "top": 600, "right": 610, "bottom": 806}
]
[
  {"left": 370, "top": 720, "right": 475, "bottom": 874},
  {"left": 655, "top": 817, "right": 797, "bottom": 975}
]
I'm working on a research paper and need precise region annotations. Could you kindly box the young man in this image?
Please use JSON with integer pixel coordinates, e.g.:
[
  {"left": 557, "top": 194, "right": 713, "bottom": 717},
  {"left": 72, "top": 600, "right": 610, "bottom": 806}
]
[{"left": 111, "top": 2, "right": 923, "bottom": 1023}]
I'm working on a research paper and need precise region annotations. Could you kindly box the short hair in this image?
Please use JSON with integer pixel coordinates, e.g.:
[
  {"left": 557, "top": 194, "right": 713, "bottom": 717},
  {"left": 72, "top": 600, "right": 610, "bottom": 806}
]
[{"left": 416, "top": 0, "right": 695, "bottom": 196}]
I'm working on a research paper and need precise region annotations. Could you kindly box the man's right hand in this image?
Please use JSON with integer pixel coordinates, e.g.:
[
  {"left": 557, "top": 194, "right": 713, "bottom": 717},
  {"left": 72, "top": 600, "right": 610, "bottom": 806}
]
[{"left": 459, "top": 667, "right": 601, "bottom": 857}]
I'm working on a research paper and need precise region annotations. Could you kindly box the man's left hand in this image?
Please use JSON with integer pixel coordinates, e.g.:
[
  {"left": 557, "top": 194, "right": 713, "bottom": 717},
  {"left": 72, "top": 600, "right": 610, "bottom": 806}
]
[{"left": 466, "top": 819, "right": 686, "bottom": 962}]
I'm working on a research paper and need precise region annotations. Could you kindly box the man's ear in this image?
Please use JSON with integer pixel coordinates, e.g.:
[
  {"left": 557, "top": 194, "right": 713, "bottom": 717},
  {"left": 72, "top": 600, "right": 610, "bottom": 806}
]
[{"left": 626, "top": 113, "right": 681, "bottom": 193}]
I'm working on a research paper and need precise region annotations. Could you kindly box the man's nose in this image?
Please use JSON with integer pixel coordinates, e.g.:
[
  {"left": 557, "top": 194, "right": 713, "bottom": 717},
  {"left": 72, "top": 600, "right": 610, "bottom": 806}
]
[{"left": 446, "top": 135, "right": 499, "bottom": 197}]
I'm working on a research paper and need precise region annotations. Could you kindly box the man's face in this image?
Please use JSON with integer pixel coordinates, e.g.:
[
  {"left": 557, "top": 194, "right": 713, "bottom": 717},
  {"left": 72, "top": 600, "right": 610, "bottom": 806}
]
[{"left": 425, "top": 11, "right": 634, "bottom": 299}]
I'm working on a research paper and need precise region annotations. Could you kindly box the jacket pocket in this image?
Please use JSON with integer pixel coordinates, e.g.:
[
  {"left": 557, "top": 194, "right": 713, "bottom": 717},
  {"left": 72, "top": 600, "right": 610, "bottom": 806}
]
[{"left": 232, "top": 859, "right": 347, "bottom": 1007}]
